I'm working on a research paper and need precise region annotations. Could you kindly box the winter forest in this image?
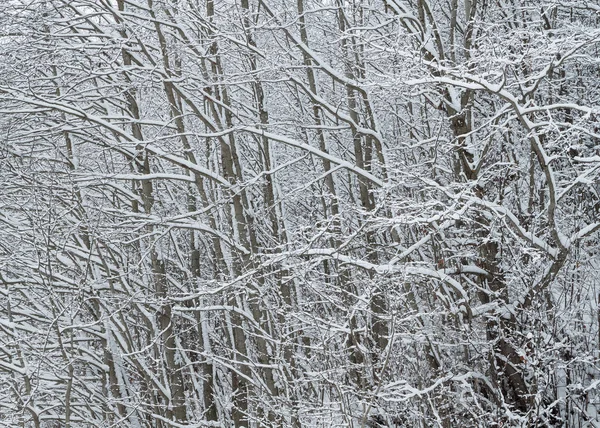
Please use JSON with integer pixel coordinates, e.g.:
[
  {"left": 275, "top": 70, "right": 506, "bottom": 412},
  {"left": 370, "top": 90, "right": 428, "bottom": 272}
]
[{"left": 0, "top": 0, "right": 600, "bottom": 427}]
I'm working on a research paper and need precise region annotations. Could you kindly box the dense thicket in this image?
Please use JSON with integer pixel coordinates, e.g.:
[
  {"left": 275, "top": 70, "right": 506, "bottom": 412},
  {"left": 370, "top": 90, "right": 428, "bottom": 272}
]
[{"left": 1, "top": 0, "right": 600, "bottom": 426}]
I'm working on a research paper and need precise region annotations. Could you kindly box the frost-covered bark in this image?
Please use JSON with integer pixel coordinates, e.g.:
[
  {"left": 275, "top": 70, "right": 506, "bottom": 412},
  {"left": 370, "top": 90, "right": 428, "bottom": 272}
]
[{"left": 0, "top": 0, "right": 599, "bottom": 426}]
